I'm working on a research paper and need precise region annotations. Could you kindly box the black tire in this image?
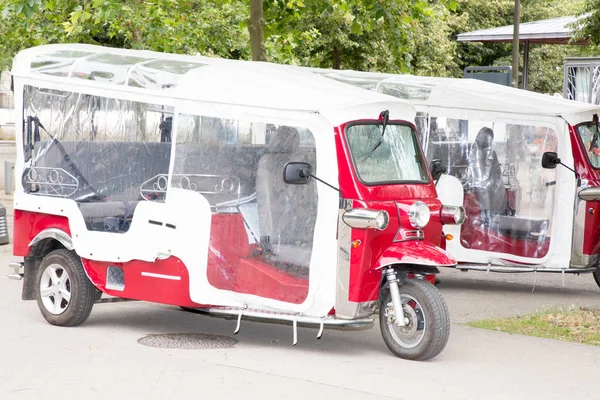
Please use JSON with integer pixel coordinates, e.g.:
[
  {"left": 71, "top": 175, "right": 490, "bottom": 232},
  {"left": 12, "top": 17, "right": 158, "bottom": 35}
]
[
  {"left": 36, "top": 249, "right": 96, "bottom": 327},
  {"left": 379, "top": 278, "right": 450, "bottom": 361},
  {"left": 593, "top": 260, "right": 600, "bottom": 289}
]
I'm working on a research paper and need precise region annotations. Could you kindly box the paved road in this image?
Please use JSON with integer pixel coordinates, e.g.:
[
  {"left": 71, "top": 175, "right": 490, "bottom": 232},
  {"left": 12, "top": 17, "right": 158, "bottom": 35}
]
[{"left": 1, "top": 197, "right": 600, "bottom": 398}]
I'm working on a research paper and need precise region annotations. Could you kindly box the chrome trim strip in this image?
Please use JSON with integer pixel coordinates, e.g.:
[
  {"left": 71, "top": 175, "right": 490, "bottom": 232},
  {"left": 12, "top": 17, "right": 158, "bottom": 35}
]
[
  {"left": 28, "top": 228, "right": 73, "bottom": 250},
  {"left": 570, "top": 253, "right": 597, "bottom": 269},
  {"left": 336, "top": 201, "right": 364, "bottom": 319},
  {"left": 571, "top": 195, "right": 587, "bottom": 267},
  {"left": 578, "top": 187, "right": 600, "bottom": 201},
  {"left": 376, "top": 259, "right": 456, "bottom": 270},
  {"left": 141, "top": 272, "right": 181, "bottom": 281},
  {"left": 393, "top": 229, "right": 424, "bottom": 242}
]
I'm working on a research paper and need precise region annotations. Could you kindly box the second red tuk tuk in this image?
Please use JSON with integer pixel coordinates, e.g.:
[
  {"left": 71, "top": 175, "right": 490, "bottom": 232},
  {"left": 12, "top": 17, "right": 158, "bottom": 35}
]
[{"left": 308, "top": 69, "right": 600, "bottom": 286}]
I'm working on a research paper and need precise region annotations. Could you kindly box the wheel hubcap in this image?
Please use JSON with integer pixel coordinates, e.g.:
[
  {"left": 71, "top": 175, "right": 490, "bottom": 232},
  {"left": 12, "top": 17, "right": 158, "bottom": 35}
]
[
  {"left": 40, "top": 264, "right": 71, "bottom": 315},
  {"left": 385, "top": 294, "right": 426, "bottom": 349}
]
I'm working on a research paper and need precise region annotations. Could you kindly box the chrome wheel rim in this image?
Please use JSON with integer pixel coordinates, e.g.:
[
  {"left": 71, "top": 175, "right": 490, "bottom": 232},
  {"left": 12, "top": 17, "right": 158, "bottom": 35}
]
[
  {"left": 385, "top": 294, "right": 426, "bottom": 349},
  {"left": 40, "top": 264, "right": 71, "bottom": 315}
]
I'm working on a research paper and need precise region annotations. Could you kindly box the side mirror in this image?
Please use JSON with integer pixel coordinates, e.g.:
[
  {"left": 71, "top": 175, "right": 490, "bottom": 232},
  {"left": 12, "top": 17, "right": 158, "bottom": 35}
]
[
  {"left": 430, "top": 159, "right": 447, "bottom": 181},
  {"left": 283, "top": 162, "right": 312, "bottom": 185},
  {"left": 541, "top": 152, "right": 561, "bottom": 169}
]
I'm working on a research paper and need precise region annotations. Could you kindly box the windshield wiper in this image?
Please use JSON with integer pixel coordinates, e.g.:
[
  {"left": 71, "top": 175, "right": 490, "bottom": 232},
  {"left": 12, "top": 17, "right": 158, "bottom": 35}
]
[{"left": 361, "top": 110, "right": 390, "bottom": 162}]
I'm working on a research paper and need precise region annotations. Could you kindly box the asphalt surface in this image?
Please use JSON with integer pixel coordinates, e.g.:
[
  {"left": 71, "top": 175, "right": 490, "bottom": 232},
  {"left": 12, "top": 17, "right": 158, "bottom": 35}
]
[{"left": 1, "top": 196, "right": 600, "bottom": 399}]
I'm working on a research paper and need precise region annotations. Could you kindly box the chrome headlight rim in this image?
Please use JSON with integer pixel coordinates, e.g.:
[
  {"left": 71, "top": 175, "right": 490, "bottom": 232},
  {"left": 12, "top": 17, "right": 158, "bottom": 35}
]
[
  {"left": 408, "top": 201, "right": 431, "bottom": 229},
  {"left": 342, "top": 208, "right": 389, "bottom": 231}
]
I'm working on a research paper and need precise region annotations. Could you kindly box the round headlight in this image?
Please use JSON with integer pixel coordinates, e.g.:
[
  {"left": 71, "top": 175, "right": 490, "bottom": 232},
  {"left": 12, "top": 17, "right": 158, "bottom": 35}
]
[{"left": 409, "top": 201, "right": 431, "bottom": 229}]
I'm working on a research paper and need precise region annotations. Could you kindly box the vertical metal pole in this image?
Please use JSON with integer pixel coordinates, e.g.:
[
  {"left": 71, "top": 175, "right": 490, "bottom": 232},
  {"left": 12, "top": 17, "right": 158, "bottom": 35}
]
[
  {"left": 4, "top": 160, "right": 13, "bottom": 195},
  {"left": 512, "top": 0, "right": 520, "bottom": 88},
  {"left": 522, "top": 40, "right": 530, "bottom": 90}
]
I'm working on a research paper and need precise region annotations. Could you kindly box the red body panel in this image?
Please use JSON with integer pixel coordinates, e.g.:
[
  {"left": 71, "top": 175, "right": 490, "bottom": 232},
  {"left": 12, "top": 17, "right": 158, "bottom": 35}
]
[
  {"left": 13, "top": 210, "right": 71, "bottom": 257},
  {"left": 570, "top": 124, "right": 600, "bottom": 256},
  {"left": 82, "top": 257, "right": 202, "bottom": 307},
  {"left": 206, "top": 213, "right": 308, "bottom": 304},
  {"left": 583, "top": 201, "right": 600, "bottom": 256},
  {"left": 335, "top": 122, "right": 448, "bottom": 303},
  {"left": 375, "top": 241, "right": 455, "bottom": 269},
  {"left": 233, "top": 259, "right": 308, "bottom": 304}
]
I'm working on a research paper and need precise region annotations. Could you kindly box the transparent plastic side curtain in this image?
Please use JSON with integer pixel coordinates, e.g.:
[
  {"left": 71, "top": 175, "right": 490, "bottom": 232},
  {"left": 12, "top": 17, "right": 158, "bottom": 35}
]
[
  {"left": 422, "top": 116, "right": 558, "bottom": 259},
  {"left": 174, "top": 114, "right": 318, "bottom": 304},
  {"left": 22, "top": 85, "right": 173, "bottom": 233}
]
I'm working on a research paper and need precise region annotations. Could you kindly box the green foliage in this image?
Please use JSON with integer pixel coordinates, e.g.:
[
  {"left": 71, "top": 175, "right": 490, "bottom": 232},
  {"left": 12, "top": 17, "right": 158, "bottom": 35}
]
[
  {"left": 262, "top": 0, "right": 437, "bottom": 72},
  {"left": 0, "top": 0, "right": 250, "bottom": 70},
  {"left": 574, "top": 0, "right": 600, "bottom": 45},
  {"left": 0, "top": 0, "right": 598, "bottom": 94}
]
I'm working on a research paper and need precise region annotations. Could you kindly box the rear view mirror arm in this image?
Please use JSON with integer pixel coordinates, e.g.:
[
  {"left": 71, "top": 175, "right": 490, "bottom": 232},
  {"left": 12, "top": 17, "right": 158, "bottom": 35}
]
[
  {"left": 300, "top": 168, "right": 341, "bottom": 195},
  {"left": 554, "top": 159, "right": 580, "bottom": 181}
]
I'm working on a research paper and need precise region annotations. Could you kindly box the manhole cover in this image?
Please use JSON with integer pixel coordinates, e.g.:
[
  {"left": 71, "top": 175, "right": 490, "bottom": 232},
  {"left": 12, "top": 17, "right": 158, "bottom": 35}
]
[{"left": 137, "top": 333, "right": 238, "bottom": 349}]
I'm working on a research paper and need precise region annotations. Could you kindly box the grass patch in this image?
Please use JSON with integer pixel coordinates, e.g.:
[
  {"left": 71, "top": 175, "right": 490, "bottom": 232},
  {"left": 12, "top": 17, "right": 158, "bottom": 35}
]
[{"left": 466, "top": 306, "right": 600, "bottom": 346}]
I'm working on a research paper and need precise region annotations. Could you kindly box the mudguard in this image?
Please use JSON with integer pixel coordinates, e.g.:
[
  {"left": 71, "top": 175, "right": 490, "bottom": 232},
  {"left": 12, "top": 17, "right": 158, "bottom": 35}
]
[{"left": 375, "top": 240, "right": 456, "bottom": 270}]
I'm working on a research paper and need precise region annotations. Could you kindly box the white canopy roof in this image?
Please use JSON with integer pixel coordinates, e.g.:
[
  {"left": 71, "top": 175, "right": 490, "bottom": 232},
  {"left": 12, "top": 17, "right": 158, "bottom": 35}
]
[
  {"left": 11, "top": 44, "right": 415, "bottom": 124},
  {"left": 300, "top": 68, "right": 600, "bottom": 126}
]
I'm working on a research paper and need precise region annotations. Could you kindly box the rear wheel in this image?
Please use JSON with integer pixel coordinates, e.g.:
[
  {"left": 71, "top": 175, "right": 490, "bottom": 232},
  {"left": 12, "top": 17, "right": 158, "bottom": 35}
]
[
  {"left": 379, "top": 278, "right": 450, "bottom": 361},
  {"left": 36, "top": 249, "right": 96, "bottom": 327}
]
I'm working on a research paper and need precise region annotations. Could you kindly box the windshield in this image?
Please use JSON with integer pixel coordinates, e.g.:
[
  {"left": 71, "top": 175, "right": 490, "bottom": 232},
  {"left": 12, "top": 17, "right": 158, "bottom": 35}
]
[
  {"left": 577, "top": 122, "right": 600, "bottom": 169},
  {"left": 345, "top": 123, "right": 429, "bottom": 184}
]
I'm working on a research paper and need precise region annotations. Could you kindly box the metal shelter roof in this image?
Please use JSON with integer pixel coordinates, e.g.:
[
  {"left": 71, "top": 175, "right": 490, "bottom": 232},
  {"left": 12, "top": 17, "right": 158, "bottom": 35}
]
[
  {"left": 457, "top": 14, "right": 591, "bottom": 90},
  {"left": 456, "top": 14, "right": 590, "bottom": 45}
]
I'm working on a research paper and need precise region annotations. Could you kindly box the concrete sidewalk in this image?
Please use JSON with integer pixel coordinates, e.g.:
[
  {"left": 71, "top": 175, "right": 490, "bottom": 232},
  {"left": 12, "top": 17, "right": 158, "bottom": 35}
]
[
  {"left": 1, "top": 197, "right": 600, "bottom": 399},
  {"left": 1, "top": 267, "right": 599, "bottom": 400}
]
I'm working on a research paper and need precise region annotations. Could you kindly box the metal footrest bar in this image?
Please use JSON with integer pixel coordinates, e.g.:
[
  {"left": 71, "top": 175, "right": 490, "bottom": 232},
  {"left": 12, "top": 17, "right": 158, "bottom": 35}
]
[{"left": 7, "top": 262, "right": 23, "bottom": 281}]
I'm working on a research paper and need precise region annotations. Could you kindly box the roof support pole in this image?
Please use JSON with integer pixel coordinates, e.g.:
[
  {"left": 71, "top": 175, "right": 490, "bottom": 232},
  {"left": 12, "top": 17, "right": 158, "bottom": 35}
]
[
  {"left": 522, "top": 40, "right": 530, "bottom": 90},
  {"left": 512, "top": 0, "right": 520, "bottom": 87}
]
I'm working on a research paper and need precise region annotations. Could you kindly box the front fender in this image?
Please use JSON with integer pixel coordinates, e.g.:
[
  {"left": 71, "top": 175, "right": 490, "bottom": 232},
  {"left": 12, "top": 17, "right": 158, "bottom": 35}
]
[{"left": 375, "top": 240, "right": 456, "bottom": 270}]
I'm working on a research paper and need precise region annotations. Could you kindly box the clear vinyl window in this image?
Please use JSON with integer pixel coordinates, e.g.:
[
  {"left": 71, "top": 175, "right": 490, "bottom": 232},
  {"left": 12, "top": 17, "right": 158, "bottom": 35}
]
[
  {"left": 577, "top": 122, "right": 600, "bottom": 169},
  {"left": 172, "top": 114, "right": 318, "bottom": 304},
  {"left": 425, "top": 117, "right": 558, "bottom": 259},
  {"left": 345, "top": 123, "right": 429, "bottom": 184},
  {"left": 22, "top": 85, "right": 172, "bottom": 233}
]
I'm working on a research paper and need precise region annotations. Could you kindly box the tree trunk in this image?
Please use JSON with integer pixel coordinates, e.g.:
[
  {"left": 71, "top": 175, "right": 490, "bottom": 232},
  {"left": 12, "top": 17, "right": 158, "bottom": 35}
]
[
  {"left": 249, "top": 0, "right": 267, "bottom": 61},
  {"left": 511, "top": 0, "right": 520, "bottom": 87},
  {"left": 333, "top": 44, "right": 341, "bottom": 70}
]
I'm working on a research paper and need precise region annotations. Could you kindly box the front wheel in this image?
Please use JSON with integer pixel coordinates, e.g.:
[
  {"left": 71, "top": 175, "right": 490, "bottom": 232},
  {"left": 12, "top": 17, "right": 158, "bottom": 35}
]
[
  {"left": 379, "top": 278, "right": 450, "bottom": 361},
  {"left": 593, "top": 258, "right": 600, "bottom": 289}
]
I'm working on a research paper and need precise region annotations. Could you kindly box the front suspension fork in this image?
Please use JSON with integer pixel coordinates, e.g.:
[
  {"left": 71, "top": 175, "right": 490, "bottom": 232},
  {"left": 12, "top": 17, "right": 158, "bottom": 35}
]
[{"left": 385, "top": 267, "right": 408, "bottom": 327}]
